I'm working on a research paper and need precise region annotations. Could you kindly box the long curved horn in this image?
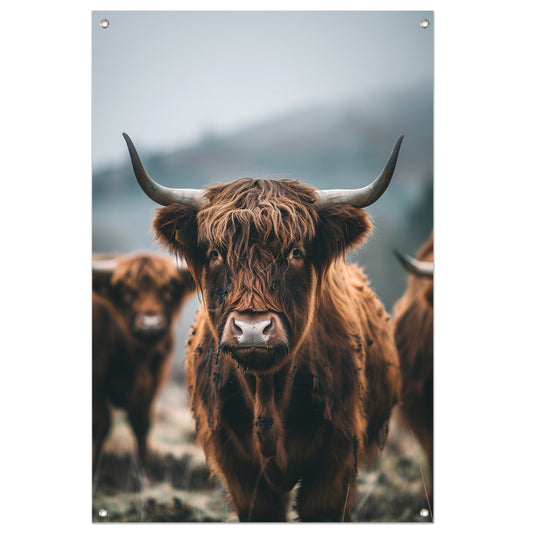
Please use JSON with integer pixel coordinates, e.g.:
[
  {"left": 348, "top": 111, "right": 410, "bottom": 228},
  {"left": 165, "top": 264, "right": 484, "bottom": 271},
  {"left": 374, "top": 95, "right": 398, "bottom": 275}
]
[
  {"left": 394, "top": 250, "right": 434, "bottom": 279},
  {"left": 317, "top": 135, "right": 404, "bottom": 207},
  {"left": 122, "top": 133, "right": 203, "bottom": 206},
  {"left": 170, "top": 254, "right": 189, "bottom": 272}
]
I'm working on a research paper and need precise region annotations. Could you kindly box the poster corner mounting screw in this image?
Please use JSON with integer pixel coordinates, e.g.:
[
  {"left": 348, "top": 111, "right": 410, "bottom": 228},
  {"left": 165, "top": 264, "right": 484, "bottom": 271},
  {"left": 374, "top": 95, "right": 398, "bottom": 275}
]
[{"left": 100, "top": 19, "right": 110, "bottom": 29}]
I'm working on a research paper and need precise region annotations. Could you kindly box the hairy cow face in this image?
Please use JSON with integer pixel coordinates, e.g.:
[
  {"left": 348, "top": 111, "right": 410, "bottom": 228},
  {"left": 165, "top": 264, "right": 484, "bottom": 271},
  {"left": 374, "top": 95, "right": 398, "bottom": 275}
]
[
  {"left": 153, "top": 179, "right": 371, "bottom": 373},
  {"left": 92, "top": 254, "right": 195, "bottom": 343}
]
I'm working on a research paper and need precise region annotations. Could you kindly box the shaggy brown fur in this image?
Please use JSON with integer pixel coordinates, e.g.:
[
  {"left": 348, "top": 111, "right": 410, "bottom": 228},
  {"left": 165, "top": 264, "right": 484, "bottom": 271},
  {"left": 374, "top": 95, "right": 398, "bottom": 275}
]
[
  {"left": 153, "top": 179, "right": 401, "bottom": 521},
  {"left": 392, "top": 233, "right": 434, "bottom": 503},
  {"left": 92, "top": 253, "right": 195, "bottom": 471}
]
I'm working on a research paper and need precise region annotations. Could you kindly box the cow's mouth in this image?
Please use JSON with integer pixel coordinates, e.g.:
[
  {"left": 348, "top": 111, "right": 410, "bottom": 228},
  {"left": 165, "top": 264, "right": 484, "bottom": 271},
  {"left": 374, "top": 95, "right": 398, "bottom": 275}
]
[
  {"left": 218, "top": 343, "right": 290, "bottom": 373},
  {"left": 132, "top": 328, "right": 167, "bottom": 342}
]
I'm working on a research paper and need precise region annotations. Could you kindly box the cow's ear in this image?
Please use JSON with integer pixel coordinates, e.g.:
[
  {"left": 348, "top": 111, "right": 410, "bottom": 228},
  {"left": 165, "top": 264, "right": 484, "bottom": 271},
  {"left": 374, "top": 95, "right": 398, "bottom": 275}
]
[
  {"left": 153, "top": 203, "right": 200, "bottom": 259},
  {"left": 313, "top": 204, "right": 372, "bottom": 268}
]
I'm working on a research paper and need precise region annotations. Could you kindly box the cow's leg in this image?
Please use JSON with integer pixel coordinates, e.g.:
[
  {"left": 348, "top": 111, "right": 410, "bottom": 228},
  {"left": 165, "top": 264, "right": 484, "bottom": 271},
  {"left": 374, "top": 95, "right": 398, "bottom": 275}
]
[
  {"left": 127, "top": 369, "right": 159, "bottom": 470},
  {"left": 92, "top": 397, "right": 111, "bottom": 475},
  {"left": 296, "top": 437, "right": 357, "bottom": 521},
  {"left": 213, "top": 441, "right": 288, "bottom": 521},
  {"left": 226, "top": 465, "right": 288, "bottom": 522},
  {"left": 127, "top": 404, "right": 151, "bottom": 470}
]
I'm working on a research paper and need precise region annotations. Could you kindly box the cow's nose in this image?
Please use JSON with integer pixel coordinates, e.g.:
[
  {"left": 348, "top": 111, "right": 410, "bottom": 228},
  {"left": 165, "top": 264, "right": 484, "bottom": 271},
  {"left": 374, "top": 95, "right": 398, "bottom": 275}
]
[
  {"left": 136, "top": 312, "right": 166, "bottom": 331},
  {"left": 230, "top": 314, "right": 275, "bottom": 346}
]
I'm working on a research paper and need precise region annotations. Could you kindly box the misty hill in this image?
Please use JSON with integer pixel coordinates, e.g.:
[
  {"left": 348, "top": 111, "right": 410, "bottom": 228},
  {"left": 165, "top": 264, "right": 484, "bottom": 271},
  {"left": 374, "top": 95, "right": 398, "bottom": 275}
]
[{"left": 93, "top": 82, "right": 433, "bottom": 313}]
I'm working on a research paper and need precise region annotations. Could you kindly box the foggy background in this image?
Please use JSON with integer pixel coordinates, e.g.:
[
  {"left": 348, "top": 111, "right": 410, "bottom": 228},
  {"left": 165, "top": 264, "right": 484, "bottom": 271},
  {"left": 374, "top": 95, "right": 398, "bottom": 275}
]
[{"left": 92, "top": 10, "right": 433, "bottom": 367}]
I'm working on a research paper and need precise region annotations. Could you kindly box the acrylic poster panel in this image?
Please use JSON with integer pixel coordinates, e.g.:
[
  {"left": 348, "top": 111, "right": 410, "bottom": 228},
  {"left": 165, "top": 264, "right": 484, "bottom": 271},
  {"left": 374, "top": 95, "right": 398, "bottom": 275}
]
[{"left": 92, "top": 10, "right": 433, "bottom": 522}]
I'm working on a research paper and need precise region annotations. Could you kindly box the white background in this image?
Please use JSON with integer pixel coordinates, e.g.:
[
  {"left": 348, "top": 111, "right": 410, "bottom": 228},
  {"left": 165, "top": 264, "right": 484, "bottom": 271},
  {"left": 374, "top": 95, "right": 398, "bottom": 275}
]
[{"left": 1, "top": 1, "right": 532, "bottom": 531}]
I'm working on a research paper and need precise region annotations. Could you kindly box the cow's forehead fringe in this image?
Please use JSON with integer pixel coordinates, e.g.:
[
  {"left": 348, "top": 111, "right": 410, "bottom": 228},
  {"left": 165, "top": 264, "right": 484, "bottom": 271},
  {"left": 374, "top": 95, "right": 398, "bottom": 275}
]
[
  {"left": 113, "top": 255, "right": 176, "bottom": 287},
  {"left": 197, "top": 179, "right": 319, "bottom": 254}
]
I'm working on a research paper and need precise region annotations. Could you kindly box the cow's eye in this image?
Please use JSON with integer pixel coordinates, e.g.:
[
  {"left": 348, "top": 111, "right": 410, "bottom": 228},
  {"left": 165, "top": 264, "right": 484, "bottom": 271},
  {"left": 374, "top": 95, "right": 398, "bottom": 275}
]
[
  {"left": 290, "top": 247, "right": 302, "bottom": 258},
  {"left": 209, "top": 249, "right": 221, "bottom": 260},
  {"left": 122, "top": 287, "right": 135, "bottom": 302}
]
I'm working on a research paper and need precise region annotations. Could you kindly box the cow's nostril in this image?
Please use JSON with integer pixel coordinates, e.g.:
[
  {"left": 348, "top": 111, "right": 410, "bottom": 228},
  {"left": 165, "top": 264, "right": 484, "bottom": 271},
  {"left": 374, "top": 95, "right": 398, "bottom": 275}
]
[
  {"left": 231, "top": 318, "right": 243, "bottom": 337},
  {"left": 263, "top": 318, "right": 274, "bottom": 337}
]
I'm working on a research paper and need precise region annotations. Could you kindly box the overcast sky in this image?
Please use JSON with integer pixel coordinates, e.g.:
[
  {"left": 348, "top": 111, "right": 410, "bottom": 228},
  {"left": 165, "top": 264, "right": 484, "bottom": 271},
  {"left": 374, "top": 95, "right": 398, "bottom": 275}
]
[{"left": 92, "top": 11, "right": 433, "bottom": 170}]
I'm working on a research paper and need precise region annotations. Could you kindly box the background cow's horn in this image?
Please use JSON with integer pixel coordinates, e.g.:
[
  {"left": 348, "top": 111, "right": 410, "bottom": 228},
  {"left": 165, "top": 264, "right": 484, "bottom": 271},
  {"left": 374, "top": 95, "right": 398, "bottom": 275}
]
[
  {"left": 123, "top": 133, "right": 203, "bottom": 206},
  {"left": 394, "top": 250, "right": 434, "bottom": 279},
  {"left": 171, "top": 254, "right": 189, "bottom": 272},
  {"left": 317, "top": 135, "right": 404, "bottom": 207},
  {"left": 92, "top": 258, "right": 119, "bottom": 273}
]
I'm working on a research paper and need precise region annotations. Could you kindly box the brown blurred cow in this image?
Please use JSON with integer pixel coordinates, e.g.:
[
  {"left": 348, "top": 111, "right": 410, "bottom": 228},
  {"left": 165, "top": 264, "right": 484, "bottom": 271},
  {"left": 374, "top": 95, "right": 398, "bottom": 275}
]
[
  {"left": 92, "top": 252, "right": 195, "bottom": 471},
  {"left": 392, "top": 233, "right": 434, "bottom": 504},
  {"left": 123, "top": 133, "right": 404, "bottom": 521}
]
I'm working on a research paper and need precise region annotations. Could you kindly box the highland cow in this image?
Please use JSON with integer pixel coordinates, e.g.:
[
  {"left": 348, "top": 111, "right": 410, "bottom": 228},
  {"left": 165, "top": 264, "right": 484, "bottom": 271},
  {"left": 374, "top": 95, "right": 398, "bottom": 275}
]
[
  {"left": 393, "top": 233, "right": 434, "bottom": 503},
  {"left": 123, "top": 133, "right": 403, "bottom": 521},
  {"left": 92, "top": 252, "right": 195, "bottom": 471}
]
